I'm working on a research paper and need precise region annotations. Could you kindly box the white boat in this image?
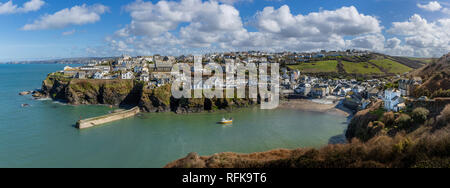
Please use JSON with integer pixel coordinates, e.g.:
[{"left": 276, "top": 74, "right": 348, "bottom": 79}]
[{"left": 218, "top": 117, "right": 233, "bottom": 124}]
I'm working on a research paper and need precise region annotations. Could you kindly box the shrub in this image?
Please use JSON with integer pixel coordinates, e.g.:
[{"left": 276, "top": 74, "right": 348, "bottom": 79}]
[
  {"left": 395, "top": 114, "right": 412, "bottom": 129},
  {"left": 382, "top": 111, "right": 395, "bottom": 127},
  {"left": 411, "top": 107, "right": 430, "bottom": 124},
  {"left": 436, "top": 105, "right": 450, "bottom": 128},
  {"left": 431, "top": 89, "right": 450, "bottom": 98}
]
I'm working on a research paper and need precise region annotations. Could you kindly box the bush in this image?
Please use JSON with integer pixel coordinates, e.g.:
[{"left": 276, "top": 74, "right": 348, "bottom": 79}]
[
  {"left": 395, "top": 114, "right": 412, "bottom": 129},
  {"left": 411, "top": 107, "right": 430, "bottom": 124},
  {"left": 436, "top": 105, "right": 450, "bottom": 128},
  {"left": 431, "top": 89, "right": 450, "bottom": 98},
  {"left": 382, "top": 111, "right": 395, "bottom": 127}
]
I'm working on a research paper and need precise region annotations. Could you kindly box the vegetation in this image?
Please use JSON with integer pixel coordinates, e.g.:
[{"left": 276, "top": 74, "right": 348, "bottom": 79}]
[
  {"left": 288, "top": 60, "right": 338, "bottom": 73},
  {"left": 370, "top": 59, "right": 412, "bottom": 74},
  {"left": 411, "top": 107, "right": 430, "bottom": 124},
  {"left": 395, "top": 114, "right": 412, "bottom": 129},
  {"left": 407, "top": 57, "right": 436, "bottom": 64},
  {"left": 287, "top": 55, "right": 416, "bottom": 77},
  {"left": 341, "top": 61, "right": 383, "bottom": 74}
]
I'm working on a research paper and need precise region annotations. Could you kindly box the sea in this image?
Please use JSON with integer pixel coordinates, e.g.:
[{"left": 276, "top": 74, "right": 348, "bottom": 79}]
[{"left": 0, "top": 64, "right": 348, "bottom": 167}]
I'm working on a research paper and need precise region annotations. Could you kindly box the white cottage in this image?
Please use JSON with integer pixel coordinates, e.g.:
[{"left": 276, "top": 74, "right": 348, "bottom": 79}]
[
  {"left": 384, "top": 89, "right": 403, "bottom": 112},
  {"left": 92, "top": 72, "right": 104, "bottom": 79},
  {"left": 121, "top": 71, "right": 134, "bottom": 80}
]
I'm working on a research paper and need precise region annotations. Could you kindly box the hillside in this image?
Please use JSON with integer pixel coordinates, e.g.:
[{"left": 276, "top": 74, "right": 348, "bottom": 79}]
[
  {"left": 287, "top": 53, "right": 419, "bottom": 78},
  {"left": 409, "top": 53, "right": 450, "bottom": 98}
]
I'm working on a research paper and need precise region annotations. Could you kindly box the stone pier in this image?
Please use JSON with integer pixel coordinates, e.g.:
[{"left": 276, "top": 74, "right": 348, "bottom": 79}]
[{"left": 76, "top": 107, "right": 140, "bottom": 129}]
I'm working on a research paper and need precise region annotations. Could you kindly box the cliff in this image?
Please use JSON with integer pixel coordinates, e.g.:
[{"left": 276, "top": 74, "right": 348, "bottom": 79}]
[
  {"left": 139, "top": 84, "right": 257, "bottom": 113},
  {"left": 38, "top": 75, "right": 256, "bottom": 113},
  {"left": 40, "top": 74, "right": 140, "bottom": 107},
  {"left": 345, "top": 100, "right": 384, "bottom": 142}
]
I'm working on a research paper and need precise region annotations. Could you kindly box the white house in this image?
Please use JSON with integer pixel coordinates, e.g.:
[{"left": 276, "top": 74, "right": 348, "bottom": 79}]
[
  {"left": 93, "top": 72, "right": 104, "bottom": 79},
  {"left": 352, "top": 85, "right": 365, "bottom": 94},
  {"left": 290, "top": 70, "right": 300, "bottom": 82},
  {"left": 384, "top": 89, "right": 403, "bottom": 112},
  {"left": 76, "top": 71, "right": 86, "bottom": 79},
  {"left": 140, "top": 74, "right": 150, "bottom": 82},
  {"left": 121, "top": 71, "right": 134, "bottom": 80},
  {"left": 295, "top": 83, "right": 311, "bottom": 96}
]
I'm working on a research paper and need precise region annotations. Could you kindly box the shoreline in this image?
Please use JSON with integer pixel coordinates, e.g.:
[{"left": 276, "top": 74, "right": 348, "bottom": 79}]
[
  {"left": 278, "top": 98, "right": 353, "bottom": 117},
  {"left": 34, "top": 93, "right": 354, "bottom": 117}
]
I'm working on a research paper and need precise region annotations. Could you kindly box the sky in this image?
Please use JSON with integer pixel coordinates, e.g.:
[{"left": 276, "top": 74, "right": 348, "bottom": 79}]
[{"left": 0, "top": 0, "right": 449, "bottom": 61}]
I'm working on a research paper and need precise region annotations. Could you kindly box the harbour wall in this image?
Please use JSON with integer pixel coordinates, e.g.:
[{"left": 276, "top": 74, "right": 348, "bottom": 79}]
[{"left": 76, "top": 107, "right": 140, "bottom": 129}]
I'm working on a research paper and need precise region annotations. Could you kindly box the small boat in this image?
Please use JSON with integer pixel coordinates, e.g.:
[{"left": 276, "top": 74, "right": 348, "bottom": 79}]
[
  {"left": 21, "top": 104, "right": 30, "bottom": 107},
  {"left": 218, "top": 117, "right": 233, "bottom": 124}
]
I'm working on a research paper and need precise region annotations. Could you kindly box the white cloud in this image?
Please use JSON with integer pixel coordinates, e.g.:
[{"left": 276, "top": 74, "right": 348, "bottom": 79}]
[
  {"left": 442, "top": 7, "right": 450, "bottom": 14},
  {"left": 348, "top": 34, "right": 385, "bottom": 51},
  {"left": 0, "top": 0, "right": 45, "bottom": 14},
  {"left": 387, "top": 14, "right": 450, "bottom": 57},
  {"left": 255, "top": 5, "right": 382, "bottom": 38},
  {"left": 107, "top": 1, "right": 384, "bottom": 56},
  {"left": 217, "top": 0, "right": 252, "bottom": 4},
  {"left": 62, "top": 29, "right": 76, "bottom": 36},
  {"left": 386, "top": 37, "right": 401, "bottom": 49},
  {"left": 101, "top": 1, "right": 446, "bottom": 57},
  {"left": 0, "top": 1, "right": 16, "bottom": 14},
  {"left": 417, "top": 1, "right": 442, "bottom": 12},
  {"left": 22, "top": 4, "right": 108, "bottom": 30}
]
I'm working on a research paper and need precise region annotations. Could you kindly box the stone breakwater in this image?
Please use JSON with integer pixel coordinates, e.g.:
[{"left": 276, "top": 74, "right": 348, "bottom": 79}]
[{"left": 76, "top": 107, "right": 140, "bottom": 129}]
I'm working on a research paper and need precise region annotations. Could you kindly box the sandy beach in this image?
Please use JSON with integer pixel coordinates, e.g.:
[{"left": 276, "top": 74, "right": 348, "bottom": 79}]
[{"left": 278, "top": 99, "right": 353, "bottom": 117}]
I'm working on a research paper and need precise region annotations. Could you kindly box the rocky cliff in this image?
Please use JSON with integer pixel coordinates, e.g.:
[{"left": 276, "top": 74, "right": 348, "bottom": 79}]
[
  {"left": 39, "top": 75, "right": 256, "bottom": 112},
  {"left": 40, "top": 74, "right": 139, "bottom": 107}
]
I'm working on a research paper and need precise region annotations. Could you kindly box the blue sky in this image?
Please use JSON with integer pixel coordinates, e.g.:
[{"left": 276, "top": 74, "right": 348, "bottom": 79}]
[{"left": 0, "top": 0, "right": 449, "bottom": 61}]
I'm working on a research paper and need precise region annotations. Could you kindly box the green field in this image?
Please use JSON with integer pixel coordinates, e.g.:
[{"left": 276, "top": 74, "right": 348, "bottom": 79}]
[
  {"left": 369, "top": 59, "right": 412, "bottom": 74},
  {"left": 407, "top": 57, "right": 435, "bottom": 64},
  {"left": 341, "top": 61, "right": 384, "bottom": 74},
  {"left": 288, "top": 60, "right": 338, "bottom": 73}
]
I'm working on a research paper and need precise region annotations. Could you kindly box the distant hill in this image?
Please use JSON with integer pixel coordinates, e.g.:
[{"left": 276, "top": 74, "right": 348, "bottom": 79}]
[{"left": 4, "top": 57, "right": 116, "bottom": 65}]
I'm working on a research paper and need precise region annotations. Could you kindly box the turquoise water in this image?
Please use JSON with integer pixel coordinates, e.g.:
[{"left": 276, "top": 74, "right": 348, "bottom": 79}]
[{"left": 0, "top": 64, "right": 348, "bottom": 168}]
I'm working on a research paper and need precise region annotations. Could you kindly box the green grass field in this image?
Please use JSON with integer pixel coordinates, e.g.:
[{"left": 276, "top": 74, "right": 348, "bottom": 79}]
[
  {"left": 369, "top": 59, "right": 412, "bottom": 74},
  {"left": 341, "top": 61, "right": 384, "bottom": 74},
  {"left": 288, "top": 60, "right": 338, "bottom": 73},
  {"left": 407, "top": 57, "right": 435, "bottom": 64}
]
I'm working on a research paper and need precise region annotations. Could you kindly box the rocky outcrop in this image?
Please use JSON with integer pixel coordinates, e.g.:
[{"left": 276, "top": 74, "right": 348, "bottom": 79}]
[
  {"left": 345, "top": 100, "right": 384, "bottom": 141},
  {"left": 38, "top": 75, "right": 138, "bottom": 107},
  {"left": 19, "top": 91, "right": 31, "bottom": 96},
  {"left": 138, "top": 84, "right": 257, "bottom": 113},
  {"left": 139, "top": 84, "right": 172, "bottom": 112},
  {"left": 39, "top": 75, "right": 257, "bottom": 113}
]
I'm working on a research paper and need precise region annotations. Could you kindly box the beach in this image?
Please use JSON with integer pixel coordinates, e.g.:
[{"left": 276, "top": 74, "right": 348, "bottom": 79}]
[{"left": 278, "top": 99, "right": 352, "bottom": 117}]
